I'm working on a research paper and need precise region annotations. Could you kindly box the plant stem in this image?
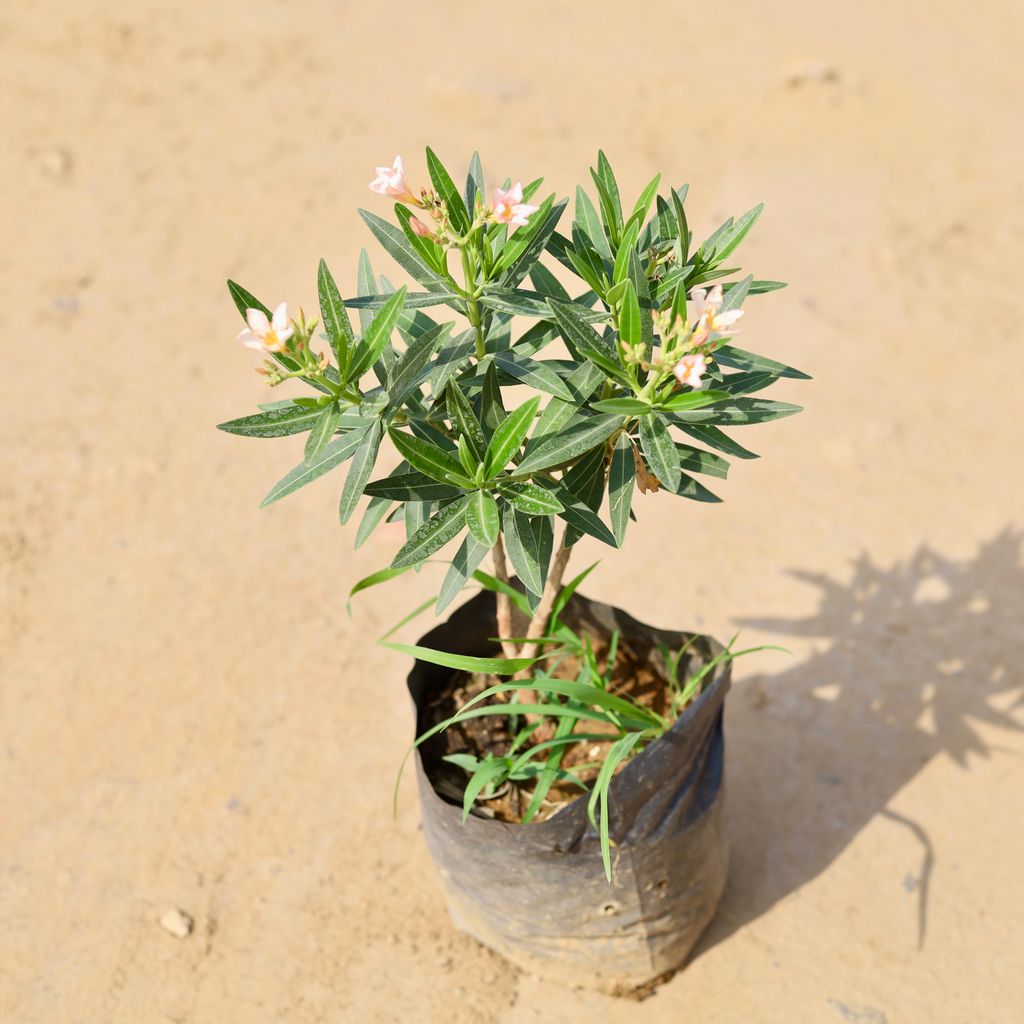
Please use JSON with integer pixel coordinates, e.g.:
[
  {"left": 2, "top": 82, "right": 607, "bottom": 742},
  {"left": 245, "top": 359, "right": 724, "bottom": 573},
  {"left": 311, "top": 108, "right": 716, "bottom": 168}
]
[
  {"left": 491, "top": 536, "right": 518, "bottom": 662},
  {"left": 515, "top": 523, "right": 574, "bottom": 682},
  {"left": 460, "top": 245, "right": 486, "bottom": 359}
]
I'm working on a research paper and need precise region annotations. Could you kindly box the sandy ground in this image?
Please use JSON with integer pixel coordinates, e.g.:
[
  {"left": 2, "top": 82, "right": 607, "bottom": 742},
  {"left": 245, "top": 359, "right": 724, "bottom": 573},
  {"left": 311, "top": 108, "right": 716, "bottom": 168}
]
[{"left": 2, "top": 0, "right": 1023, "bottom": 1020}]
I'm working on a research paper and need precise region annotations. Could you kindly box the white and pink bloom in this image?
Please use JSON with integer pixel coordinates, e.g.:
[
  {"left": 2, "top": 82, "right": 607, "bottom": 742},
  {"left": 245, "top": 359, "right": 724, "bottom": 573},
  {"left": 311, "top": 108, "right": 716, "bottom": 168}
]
[
  {"left": 691, "top": 284, "right": 744, "bottom": 346},
  {"left": 673, "top": 352, "right": 708, "bottom": 388},
  {"left": 491, "top": 182, "right": 539, "bottom": 228},
  {"left": 369, "top": 155, "right": 416, "bottom": 203},
  {"left": 237, "top": 302, "right": 294, "bottom": 353},
  {"left": 408, "top": 215, "right": 434, "bottom": 239}
]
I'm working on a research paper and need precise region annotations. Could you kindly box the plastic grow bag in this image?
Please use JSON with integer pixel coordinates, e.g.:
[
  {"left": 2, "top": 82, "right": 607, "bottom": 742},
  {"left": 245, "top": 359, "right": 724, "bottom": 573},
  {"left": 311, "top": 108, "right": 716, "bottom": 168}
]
[{"left": 407, "top": 589, "right": 731, "bottom": 994}]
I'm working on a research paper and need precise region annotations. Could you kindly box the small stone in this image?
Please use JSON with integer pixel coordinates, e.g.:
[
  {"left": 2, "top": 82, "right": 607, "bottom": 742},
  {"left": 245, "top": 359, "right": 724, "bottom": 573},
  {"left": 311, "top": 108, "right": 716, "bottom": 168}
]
[
  {"left": 159, "top": 907, "right": 194, "bottom": 939},
  {"left": 34, "top": 145, "right": 74, "bottom": 180}
]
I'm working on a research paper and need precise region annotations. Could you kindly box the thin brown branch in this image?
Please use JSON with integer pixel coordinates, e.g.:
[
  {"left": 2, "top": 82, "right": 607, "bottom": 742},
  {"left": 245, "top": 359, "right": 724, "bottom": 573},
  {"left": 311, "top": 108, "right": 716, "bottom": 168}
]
[
  {"left": 491, "top": 536, "right": 518, "bottom": 661},
  {"left": 515, "top": 523, "right": 574, "bottom": 679}
]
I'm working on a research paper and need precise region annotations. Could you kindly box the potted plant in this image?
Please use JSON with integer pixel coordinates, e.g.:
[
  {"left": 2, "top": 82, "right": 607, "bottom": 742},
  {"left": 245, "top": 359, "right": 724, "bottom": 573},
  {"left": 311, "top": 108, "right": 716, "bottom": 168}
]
[{"left": 218, "top": 149, "right": 806, "bottom": 994}]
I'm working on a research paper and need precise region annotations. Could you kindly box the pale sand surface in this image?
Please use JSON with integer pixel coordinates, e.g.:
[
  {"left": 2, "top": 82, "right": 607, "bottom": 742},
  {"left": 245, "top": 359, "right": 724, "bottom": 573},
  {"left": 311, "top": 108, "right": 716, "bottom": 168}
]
[{"left": 2, "top": 1, "right": 1023, "bottom": 1021}]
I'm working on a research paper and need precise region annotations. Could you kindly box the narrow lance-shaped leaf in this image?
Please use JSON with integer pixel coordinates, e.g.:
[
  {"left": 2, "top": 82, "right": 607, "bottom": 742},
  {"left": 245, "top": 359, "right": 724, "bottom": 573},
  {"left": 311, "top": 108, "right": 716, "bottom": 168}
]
[
  {"left": 619, "top": 279, "right": 642, "bottom": 347},
  {"left": 391, "top": 494, "right": 471, "bottom": 569},
  {"left": 466, "top": 490, "right": 500, "bottom": 548},
  {"left": 260, "top": 427, "right": 368, "bottom": 508},
  {"left": 498, "top": 481, "right": 564, "bottom": 515},
  {"left": 425, "top": 146, "right": 470, "bottom": 235},
  {"left": 304, "top": 402, "right": 341, "bottom": 463},
  {"left": 318, "top": 259, "right": 356, "bottom": 376},
  {"left": 389, "top": 428, "right": 471, "bottom": 486},
  {"left": 639, "top": 412, "right": 681, "bottom": 492},
  {"left": 218, "top": 404, "right": 328, "bottom": 438},
  {"left": 436, "top": 534, "right": 489, "bottom": 615},
  {"left": 574, "top": 185, "right": 613, "bottom": 261},
  {"left": 608, "top": 433, "right": 635, "bottom": 547},
  {"left": 445, "top": 380, "right": 487, "bottom": 461},
  {"left": 338, "top": 418, "right": 383, "bottom": 524},
  {"left": 484, "top": 395, "right": 540, "bottom": 478},
  {"left": 516, "top": 414, "right": 622, "bottom": 475},
  {"left": 349, "top": 286, "right": 407, "bottom": 382},
  {"left": 503, "top": 507, "right": 544, "bottom": 597}
]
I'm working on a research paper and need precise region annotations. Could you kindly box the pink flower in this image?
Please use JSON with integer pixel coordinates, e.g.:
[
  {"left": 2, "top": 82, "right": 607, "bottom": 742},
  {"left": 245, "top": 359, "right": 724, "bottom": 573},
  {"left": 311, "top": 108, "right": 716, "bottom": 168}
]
[
  {"left": 369, "top": 155, "right": 415, "bottom": 202},
  {"left": 237, "top": 302, "right": 294, "bottom": 353},
  {"left": 409, "top": 215, "right": 434, "bottom": 239},
  {"left": 491, "top": 182, "right": 539, "bottom": 227},
  {"left": 673, "top": 352, "right": 708, "bottom": 388},
  {"left": 691, "top": 284, "right": 744, "bottom": 346}
]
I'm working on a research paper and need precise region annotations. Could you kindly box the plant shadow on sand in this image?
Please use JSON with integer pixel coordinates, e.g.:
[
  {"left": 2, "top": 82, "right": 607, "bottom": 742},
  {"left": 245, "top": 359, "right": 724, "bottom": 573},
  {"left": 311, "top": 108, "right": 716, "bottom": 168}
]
[{"left": 694, "top": 527, "right": 1024, "bottom": 956}]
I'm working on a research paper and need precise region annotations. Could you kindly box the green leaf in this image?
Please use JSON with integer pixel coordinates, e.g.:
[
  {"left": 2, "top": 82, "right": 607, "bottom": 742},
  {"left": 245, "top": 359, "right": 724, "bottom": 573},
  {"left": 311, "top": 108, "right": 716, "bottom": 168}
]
[
  {"left": 358, "top": 209, "right": 448, "bottom": 289},
  {"left": 665, "top": 471, "right": 722, "bottom": 503},
  {"left": 591, "top": 150, "right": 623, "bottom": 243},
  {"left": 484, "top": 395, "right": 541, "bottom": 478},
  {"left": 381, "top": 640, "right": 537, "bottom": 676},
  {"left": 659, "top": 388, "right": 730, "bottom": 411},
  {"left": 349, "top": 287, "right": 407, "bottom": 382},
  {"left": 711, "top": 204, "right": 763, "bottom": 263},
  {"left": 720, "top": 370, "right": 778, "bottom": 396},
  {"left": 318, "top": 259, "right": 356, "bottom": 376},
  {"left": 497, "top": 481, "right": 564, "bottom": 515},
  {"left": 338, "top": 418, "right": 383, "bottom": 524},
  {"left": 500, "top": 198, "right": 569, "bottom": 289},
  {"left": 608, "top": 434, "right": 635, "bottom": 546},
  {"left": 619, "top": 279, "right": 642, "bottom": 347},
  {"left": 394, "top": 204, "right": 445, "bottom": 274},
  {"left": 678, "top": 424, "right": 759, "bottom": 460},
  {"left": 533, "top": 362, "right": 605, "bottom": 439},
  {"left": 391, "top": 494, "right": 471, "bottom": 569},
  {"left": 477, "top": 288, "right": 556, "bottom": 319},
  {"left": 465, "top": 151, "right": 485, "bottom": 214},
  {"left": 356, "top": 249, "right": 377, "bottom": 333},
  {"left": 364, "top": 470, "right": 462, "bottom": 502},
  {"left": 304, "top": 402, "right": 341, "bottom": 463},
  {"left": 715, "top": 344, "right": 811, "bottom": 380},
  {"left": 466, "top": 490, "right": 500, "bottom": 548},
  {"left": 492, "top": 352, "right": 574, "bottom": 401},
  {"left": 260, "top": 427, "right": 368, "bottom": 508},
  {"left": 547, "top": 298, "right": 627, "bottom": 383},
  {"left": 390, "top": 429, "right": 471, "bottom": 486},
  {"left": 517, "top": 414, "right": 621, "bottom": 475},
  {"left": 425, "top": 146, "right": 470, "bottom": 234},
  {"left": 217, "top": 405, "right": 331, "bottom": 438},
  {"left": 669, "top": 398, "right": 803, "bottom": 425},
  {"left": 480, "top": 362, "right": 507, "bottom": 438},
  {"left": 386, "top": 321, "right": 452, "bottom": 413},
  {"left": 675, "top": 443, "right": 730, "bottom": 479},
  {"left": 355, "top": 494, "right": 394, "bottom": 548},
  {"left": 347, "top": 565, "right": 412, "bottom": 614},
  {"left": 529, "top": 262, "right": 571, "bottom": 301},
  {"left": 590, "top": 397, "right": 651, "bottom": 415},
  {"left": 539, "top": 479, "right": 618, "bottom": 547},
  {"left": 629, "top": 171, "right": 661, "bottom": 226},
  {"left": 588, "top": 731, "right": 644, "bottom": 881},
  {"left": 445, "top": 380, "right": 487, "bottom": 461},
  {"left": 472, "top": 569, "right": 533, "bottom": 616},
  {"left": 503, "top": 507, "right": 544, "bottom": 597},
  {"left": 460, "top": 758, "right": 510, "bottom": 821},
  {"left": 611, "top": 219, "right": 640, "bottom": 286},
  {"left": 574, "top": 185, "right": 613, "bottom": 260},
  {"left": 436, "top": 534, "right": 489, "bottom": 615},
  {"left": 639, "top": 413, "right": 681, "bottom": 491},
  {"left": 227, "top": 279, "right": 270, "bottom": 320},
  {"left": 561, "top": 444, "right": 607, "bottom": 547}
]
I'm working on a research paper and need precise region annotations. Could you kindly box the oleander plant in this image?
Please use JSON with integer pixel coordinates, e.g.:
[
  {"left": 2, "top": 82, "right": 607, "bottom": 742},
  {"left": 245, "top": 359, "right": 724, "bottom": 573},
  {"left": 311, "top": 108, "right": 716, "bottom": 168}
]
[{"left": 219, "top": 149, "right": 805, "bottom": 873}]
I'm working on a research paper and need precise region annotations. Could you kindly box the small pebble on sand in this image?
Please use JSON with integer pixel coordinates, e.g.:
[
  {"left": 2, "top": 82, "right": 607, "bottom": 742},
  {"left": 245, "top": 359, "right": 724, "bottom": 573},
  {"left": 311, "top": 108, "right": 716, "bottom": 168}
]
[{"left": 159, "top": 907, "right": 194, "bottom": 939}]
